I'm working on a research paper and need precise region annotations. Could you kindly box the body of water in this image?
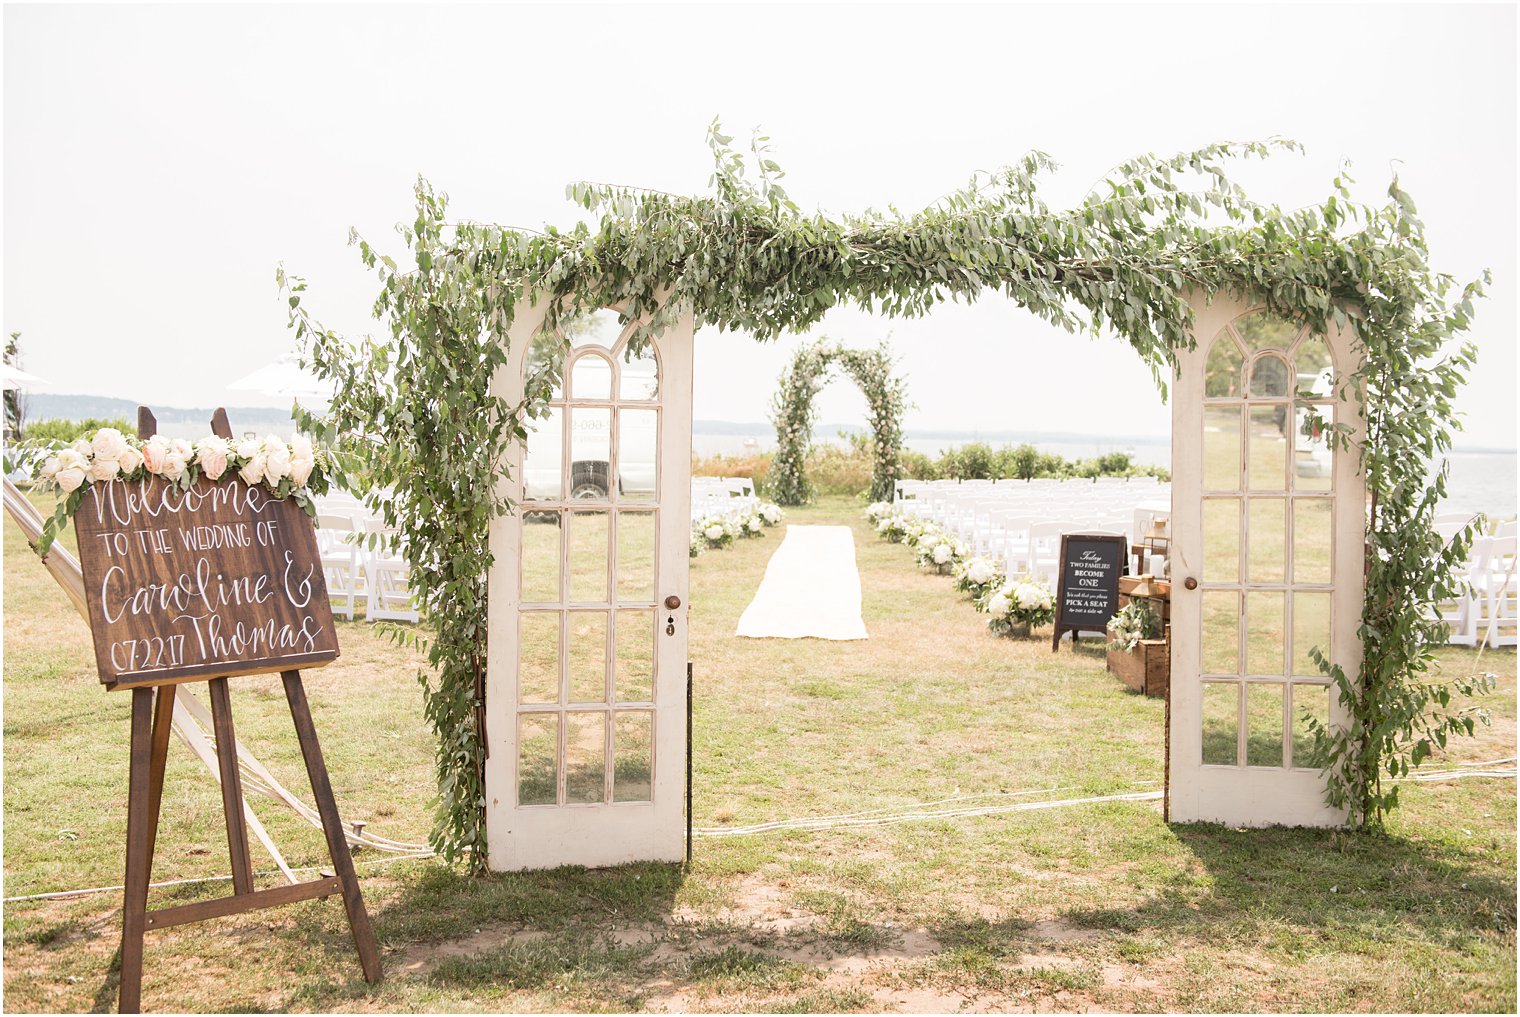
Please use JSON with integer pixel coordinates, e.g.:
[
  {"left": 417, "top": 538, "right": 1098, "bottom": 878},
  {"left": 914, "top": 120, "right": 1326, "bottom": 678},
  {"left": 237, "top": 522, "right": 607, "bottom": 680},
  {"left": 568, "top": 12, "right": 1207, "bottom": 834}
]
[{"left": 695, "top": 426, "right": 1517, "bottom": 520}]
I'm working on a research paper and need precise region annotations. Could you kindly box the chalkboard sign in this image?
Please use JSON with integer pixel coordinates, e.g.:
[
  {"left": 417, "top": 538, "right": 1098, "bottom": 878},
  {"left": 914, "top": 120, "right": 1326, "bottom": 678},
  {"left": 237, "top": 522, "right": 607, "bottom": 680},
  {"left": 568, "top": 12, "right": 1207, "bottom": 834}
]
[
  {"left": 1051, "top": 533, "right": 1128, "bottom": 650},
  {"left": 74, "top": 472, "right": 339, "bottom": 689}
]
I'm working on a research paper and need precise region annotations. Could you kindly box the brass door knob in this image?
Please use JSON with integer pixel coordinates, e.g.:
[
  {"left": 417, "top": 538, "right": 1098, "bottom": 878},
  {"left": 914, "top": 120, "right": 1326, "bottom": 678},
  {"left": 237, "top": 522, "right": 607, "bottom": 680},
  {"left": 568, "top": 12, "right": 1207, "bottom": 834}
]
[
  {"left": 1183, "top": 577, "right": 1198, "bottom": 591},
  {"left": 664, "top": 595, "right": 682, "bottom": 610}
]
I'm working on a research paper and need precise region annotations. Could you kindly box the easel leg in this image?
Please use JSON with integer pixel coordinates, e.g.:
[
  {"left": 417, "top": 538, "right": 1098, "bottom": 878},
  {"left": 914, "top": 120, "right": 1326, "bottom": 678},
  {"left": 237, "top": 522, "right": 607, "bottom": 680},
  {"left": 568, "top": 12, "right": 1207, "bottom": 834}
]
[
  {"left": 119, "top": 688, "right": 155, "bottom": 1014},
  {"left": 145, "top": 686, "right": 175, "bottom": 875},
  {"left": 281, "top": 671, "right": 382, "bottom": 983},
  {"left": 208, "top": 677, "right": 255, "bottom": 895}
]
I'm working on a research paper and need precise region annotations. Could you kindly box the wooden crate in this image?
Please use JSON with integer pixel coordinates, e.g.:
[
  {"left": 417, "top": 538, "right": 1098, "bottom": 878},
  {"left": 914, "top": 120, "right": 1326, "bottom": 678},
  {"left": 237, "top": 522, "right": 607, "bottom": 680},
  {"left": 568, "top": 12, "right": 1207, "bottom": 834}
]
[{"left": 1107, "top": 637, "right": 1170, "bottom": 697}]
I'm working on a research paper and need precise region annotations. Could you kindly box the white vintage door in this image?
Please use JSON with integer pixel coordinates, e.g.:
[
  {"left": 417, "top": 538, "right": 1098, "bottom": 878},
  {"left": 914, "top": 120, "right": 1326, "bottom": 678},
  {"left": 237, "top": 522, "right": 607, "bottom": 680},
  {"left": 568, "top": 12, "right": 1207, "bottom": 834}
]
[
  {"left": 1170, "top": 295, "right": 1364, "bottom": 826},
  {"left": 486, "top": 302, "right": 693, "bottom": 870}
]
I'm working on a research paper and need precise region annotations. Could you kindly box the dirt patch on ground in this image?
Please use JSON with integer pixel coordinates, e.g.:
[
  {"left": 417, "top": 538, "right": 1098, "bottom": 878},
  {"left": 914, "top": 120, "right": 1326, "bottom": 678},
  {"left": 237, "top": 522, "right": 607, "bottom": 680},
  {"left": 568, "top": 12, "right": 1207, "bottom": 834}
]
[{"left": 392, "top": 925, "right": 550, "bottom": 976}]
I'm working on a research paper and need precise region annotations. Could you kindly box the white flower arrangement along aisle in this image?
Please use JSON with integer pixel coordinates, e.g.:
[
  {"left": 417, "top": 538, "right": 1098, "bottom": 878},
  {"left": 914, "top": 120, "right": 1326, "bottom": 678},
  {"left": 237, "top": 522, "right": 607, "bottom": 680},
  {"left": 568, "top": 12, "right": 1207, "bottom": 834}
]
[
  {"left": 690, "top": 500, "right": 786, "bottom": 557},
  {"left": 865, "top": 501, "right": 1054, "bottom": 639},
  {"left": 26, "top": 427, "right": 330, "bottom": 554}
]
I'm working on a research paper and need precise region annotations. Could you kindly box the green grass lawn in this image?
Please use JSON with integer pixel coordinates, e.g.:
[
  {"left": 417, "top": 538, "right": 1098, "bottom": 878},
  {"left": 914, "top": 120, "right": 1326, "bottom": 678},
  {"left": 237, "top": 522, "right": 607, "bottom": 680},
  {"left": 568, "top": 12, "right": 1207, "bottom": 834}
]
[{"left": 3, "top": 494, "right": 1515, "bottom": 1013}]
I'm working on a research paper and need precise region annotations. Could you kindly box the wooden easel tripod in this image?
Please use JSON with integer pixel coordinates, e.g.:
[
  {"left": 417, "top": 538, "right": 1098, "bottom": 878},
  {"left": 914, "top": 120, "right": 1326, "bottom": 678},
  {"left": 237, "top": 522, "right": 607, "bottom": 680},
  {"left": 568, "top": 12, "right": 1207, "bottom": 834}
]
[{"left": 115, "top": 408, "right": 380, "bottom": 1013}]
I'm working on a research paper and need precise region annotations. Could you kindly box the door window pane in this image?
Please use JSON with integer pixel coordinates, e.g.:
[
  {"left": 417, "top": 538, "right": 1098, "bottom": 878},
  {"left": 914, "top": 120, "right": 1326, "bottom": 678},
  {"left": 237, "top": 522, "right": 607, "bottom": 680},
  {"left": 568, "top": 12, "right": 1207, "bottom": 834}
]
[
  {"left": 1249, "top": 354, "right": 1291, "bottom": 398},
  {"left": 1248, "top": 406, "right": 1289, "bottom": 491},
  {"left": 1248, "top": 499, "right": 1287, "bottom": 583},
  {"left": 613, "top": 711, "right": 654, "bottom": 802},
  {"left": 1246, "top": 591, "right": 1286, "bottom": 675},
  {"left": 1291, "top": 684, "right": 1330, "bottom": 768},
  {"left": 1235, "top": 312, "right": 1302, "bottom": 353},
  {"left": 615, "top": 610, "right": 655, "bottom": 702},
  {"left": 618, "top": 409, "right": 658, "bottom": 502},
  {"left": 565, "top": 712, "right": 606, "bottom": 804},
  {"left": 1204, "top": 406, "right": 1242, "bottom": 491},
  {"left": 518, "top": 613, "right": 561, "bottom": 704},
  {"left": 568, "top": 408, "right": 611, "bottom": 501},
  {"left": 1203, "top": 498, "right": 1240, "bottom": 583},
  {"left": 1292, "top": 592, "right": 1332, "bottom": 677},
  {"left": 1202, "top": 590, "right": 1240, "bottom": 675},
  {"left": 1202, "top": 682, "right": 1238, "bottom": 765},
  {"left": 518, "top": 714, "right": 558, "bottom": 806},
  {"left": 521, "top": 510, "right": 561, "bottom": 602},
  {"left": 570, "top": 352, "right": 613, "bottom": 401},
  {"left": 1293, "top": 333, "right": 1334, "bottom": 394},
  {"left": 1246, "top": 683, "right": 1285, "bottom": 767},
  {"left": 1293, "top": 499, "right": 1333, "bottom": 584},
  {"left": 616, "top": 511, "right": 656, "bottom": 603},
  {"left": 619, "top": 344, "right": 659, "bottom": 401},
  {"left": 523, "top": 408, "right": 563, "bottom": 502},
  {"left": 567, "top": 510, "right": 609, "bottom": 602},
  {"left": 1294, "top": 405, "right": 1333, "bottom": 492},
  {"left": 1205, "top": 336, "right": 1244, "bottom": 397},
  {"left": 570, "top": 307, "right": 623, "bottom": 348},
  {"left": 568, "top": 612, "right": 609, "bottom": 704}
]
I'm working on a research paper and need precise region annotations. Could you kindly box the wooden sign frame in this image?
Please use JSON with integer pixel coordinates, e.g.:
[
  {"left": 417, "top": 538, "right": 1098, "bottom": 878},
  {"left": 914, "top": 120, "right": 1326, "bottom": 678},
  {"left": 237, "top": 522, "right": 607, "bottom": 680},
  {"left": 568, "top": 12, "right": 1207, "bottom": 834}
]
[
  {"left": 1050, "top": 532, "right": 1129, "bottom": 651},
  {"left": 107, "top": 408, "right": 379, "bottom": 1013}
]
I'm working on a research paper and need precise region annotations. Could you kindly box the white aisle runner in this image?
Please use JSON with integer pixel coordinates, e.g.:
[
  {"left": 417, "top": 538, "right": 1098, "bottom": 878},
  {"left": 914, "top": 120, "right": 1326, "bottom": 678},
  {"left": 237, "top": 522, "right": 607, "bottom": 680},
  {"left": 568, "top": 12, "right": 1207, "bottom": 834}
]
[{"left": 736, "top": 525, "right": 869, "bottom": 640}]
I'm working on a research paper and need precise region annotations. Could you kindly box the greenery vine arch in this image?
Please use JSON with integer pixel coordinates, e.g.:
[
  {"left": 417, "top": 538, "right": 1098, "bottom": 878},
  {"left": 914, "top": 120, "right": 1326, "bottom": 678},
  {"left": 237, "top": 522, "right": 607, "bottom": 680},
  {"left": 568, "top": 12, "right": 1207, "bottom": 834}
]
[
  {"left": 278, "top": 123, "right": 1491, "bottom": 868},
  {"left": 769, "top": 340, "right": 908, "bottom": 505}
]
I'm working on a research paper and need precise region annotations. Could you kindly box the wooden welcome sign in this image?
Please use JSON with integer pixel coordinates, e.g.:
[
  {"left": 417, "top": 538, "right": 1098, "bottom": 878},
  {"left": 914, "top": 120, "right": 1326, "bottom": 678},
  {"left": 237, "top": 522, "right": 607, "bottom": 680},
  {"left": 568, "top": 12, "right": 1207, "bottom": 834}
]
[
  {"left": 89, "top": 408, "right": 378, "bottom": 1014},
  {"left": 1051, "top": 533, "right": 1128, "bottom": 650},
  {"left": 74, "top": 470, "right": 339, "bottom": 689}
]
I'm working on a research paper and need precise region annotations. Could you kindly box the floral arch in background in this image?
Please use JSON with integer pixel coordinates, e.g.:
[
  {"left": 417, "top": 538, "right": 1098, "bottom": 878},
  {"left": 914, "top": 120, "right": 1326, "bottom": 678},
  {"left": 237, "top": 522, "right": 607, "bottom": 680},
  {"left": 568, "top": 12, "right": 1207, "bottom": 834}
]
[{"left": 768, "top": 339, "right": 908, "bottom": 506}]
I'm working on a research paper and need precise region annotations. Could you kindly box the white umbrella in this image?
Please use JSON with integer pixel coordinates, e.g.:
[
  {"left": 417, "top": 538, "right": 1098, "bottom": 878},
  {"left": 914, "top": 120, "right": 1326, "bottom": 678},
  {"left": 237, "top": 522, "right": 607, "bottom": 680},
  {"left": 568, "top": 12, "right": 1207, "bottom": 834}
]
[
  {"left": 1, "top": 363, "right": 48, "bottom": 391},
  {"left": 227, "top": 353, "right": 332, "bottom": 400}
]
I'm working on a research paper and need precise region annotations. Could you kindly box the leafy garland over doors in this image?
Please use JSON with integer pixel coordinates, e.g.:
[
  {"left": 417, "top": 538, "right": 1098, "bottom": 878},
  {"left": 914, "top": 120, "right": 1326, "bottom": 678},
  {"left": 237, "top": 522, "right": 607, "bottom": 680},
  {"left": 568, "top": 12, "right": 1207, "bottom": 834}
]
[
  {"left": 768, "top": 339, "right": 908, "bottom": 506},
  {"left": 279, "top": 124, "right": 1491, "bottom": 869}
]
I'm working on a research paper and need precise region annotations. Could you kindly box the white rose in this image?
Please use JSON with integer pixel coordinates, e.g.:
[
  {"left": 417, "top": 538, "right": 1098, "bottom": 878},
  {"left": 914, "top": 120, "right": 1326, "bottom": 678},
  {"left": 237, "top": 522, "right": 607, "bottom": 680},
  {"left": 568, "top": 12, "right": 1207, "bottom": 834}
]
[
  {"left": 236, "top": 437, "right": 261, "bottom": 460},
  {"left": 56, "top": 448, "right": 87, "bottom": 472},
  {"left": 38, "top": 456, "right": 59, "bottom": 481},
  {"left": 70, "top": 438, "right": 92, "bottom": 457},
  {"left": 289, "top": 455, "right": 314, "bottom": 487},
  {"left": 239, "top": 453, "right": 267, "bottom": 486},
  {"left": 161, "top": 452, "right": 188, "bottom": 482},
  {"left": 261, "top": 433, "right": 286, "bottom": 457},
  {"left": 91, "top": 427, "right": 130, "bottom": 461},
  {"left": 170, "top": 438, "right": 194, "bottom": 460},
  {"left": 290, "top": 434, "right": 314, "bottom": 461},
  {"left": 90, "top": 458, "right": 121, "bottom": 482},
  {"left": 704, "top": 524, "right": 724, "bottom": 541},
  {"left": 987, "top": 593, "right": 1011, "bottom": 616},
  {"left": 933, "top": 543, "right": 952, "bottom": 564},
  {"left": 264, "top": 443, "right": 292, "bottom": 482},
  {"left": 56, "top": 466, "right": 87, "bottom": 492},
  {"left": 117, "top": 444, "right": 145, "bottom": 475}
]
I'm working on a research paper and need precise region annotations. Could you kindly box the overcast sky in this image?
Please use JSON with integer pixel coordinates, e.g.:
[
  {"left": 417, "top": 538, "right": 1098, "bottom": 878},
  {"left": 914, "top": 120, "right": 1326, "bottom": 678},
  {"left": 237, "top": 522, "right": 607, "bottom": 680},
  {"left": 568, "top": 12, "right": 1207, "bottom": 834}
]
[{"left": 4, "top": 2, "right": 1515, "bottom": 447}]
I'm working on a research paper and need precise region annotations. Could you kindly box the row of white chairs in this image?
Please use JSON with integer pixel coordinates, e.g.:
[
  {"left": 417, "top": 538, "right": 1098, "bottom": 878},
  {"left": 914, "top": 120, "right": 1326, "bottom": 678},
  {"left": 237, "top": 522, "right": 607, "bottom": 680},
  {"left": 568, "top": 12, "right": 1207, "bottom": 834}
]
[
  {"left": 894, "top": 478, "right": 1171, "bottom": 587},
  {"left": 1429, "top": 514, "right": 1517, "bottom": 648},
  {"left": 312, "top": 493, "right": 419, "bottom": 624},
  {"left": 692, "top": 477, "right": 757, "bottom": 521}
]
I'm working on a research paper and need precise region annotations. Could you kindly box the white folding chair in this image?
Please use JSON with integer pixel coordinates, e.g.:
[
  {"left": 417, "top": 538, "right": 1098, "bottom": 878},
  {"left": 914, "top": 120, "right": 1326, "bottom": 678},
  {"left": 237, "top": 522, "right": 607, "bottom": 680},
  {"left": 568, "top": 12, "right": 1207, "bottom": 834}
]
[
  {"left": 361, "top": 522, "right": 420, "bottom": 624},
  {"left": 315, "top": 513, "right": 363, "bottom": 621}
]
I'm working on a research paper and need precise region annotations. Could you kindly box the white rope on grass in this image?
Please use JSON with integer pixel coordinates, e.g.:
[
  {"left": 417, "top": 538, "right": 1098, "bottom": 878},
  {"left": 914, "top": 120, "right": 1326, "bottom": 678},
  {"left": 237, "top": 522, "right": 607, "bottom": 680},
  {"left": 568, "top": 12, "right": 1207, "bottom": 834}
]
[
  {"left": 695, "top": 789, "right": 1165, "bottom": 838},
  {"left": 2, "top": 851, "right": 435, "bottom": 905}
]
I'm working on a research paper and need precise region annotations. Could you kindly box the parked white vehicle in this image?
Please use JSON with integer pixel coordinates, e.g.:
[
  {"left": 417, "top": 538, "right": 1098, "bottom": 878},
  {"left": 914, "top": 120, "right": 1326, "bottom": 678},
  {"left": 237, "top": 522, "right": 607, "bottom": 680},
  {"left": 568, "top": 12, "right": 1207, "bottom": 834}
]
[{"left": 524, "top": 407, "right": 656, "bottom": 500}]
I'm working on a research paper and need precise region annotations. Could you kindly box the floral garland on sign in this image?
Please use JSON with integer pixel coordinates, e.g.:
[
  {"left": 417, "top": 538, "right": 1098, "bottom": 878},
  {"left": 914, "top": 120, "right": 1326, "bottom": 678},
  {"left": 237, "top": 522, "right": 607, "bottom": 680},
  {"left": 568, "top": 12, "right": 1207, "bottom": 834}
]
[{"left": 27, "top": 426, "right": 328, "bottom": 554}]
